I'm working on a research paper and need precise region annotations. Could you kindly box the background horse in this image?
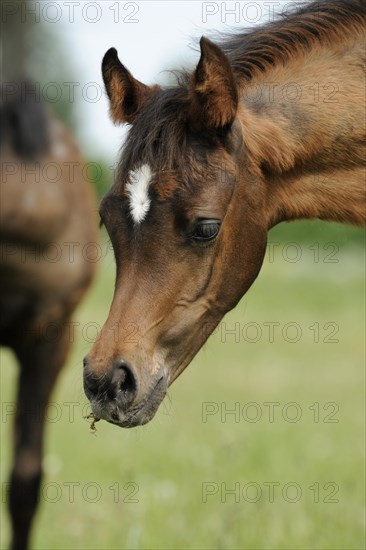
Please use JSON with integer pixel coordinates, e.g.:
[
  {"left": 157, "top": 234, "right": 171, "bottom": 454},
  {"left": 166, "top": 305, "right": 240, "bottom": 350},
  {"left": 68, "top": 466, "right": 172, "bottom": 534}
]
[
  {"left": 0, "top": 83, "right": 98, "bottom": 549},
  {"left": 84, "top": 0, "right": 365, "bottom": 428}
]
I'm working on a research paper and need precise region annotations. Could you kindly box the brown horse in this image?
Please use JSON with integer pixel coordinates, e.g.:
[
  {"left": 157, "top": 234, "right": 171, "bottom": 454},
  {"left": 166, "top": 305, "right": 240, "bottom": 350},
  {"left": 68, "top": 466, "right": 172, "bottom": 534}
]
[
  {"left": 84, "top": 0, "right": 365, "bottom": 428},
  {"left": 0, "top": 83, "right": 98, "bottom": 549}
]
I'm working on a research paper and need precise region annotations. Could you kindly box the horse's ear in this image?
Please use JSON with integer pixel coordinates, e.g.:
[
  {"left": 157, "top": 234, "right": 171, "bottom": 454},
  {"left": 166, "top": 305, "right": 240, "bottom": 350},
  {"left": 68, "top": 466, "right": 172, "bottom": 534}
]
[
  {"left": 102, "top": 48, "right": 157, "bottom": 124},
  {"left": 190, "top": 37, "right": 238, "bottom": 131}
]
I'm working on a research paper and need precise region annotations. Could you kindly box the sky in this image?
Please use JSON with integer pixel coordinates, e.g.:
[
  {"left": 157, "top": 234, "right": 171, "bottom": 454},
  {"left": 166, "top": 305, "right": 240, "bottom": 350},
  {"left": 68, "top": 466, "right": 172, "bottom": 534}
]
[{"left": 42, "top": 1, "right": 288, "bottom": 161}]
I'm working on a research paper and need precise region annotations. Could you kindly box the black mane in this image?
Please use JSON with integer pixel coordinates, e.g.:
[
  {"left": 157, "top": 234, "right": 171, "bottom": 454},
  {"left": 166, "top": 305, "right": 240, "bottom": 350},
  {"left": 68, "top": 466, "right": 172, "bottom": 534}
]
[{"left": 220, "top": 0, "right": 365, "bottom": 80}]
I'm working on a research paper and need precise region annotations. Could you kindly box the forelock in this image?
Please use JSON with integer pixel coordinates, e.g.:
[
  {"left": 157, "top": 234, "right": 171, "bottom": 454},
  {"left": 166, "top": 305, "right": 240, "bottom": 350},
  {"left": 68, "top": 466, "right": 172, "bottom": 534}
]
[{"left": 119, "top": 86, "right": 190, "bottom": 177}]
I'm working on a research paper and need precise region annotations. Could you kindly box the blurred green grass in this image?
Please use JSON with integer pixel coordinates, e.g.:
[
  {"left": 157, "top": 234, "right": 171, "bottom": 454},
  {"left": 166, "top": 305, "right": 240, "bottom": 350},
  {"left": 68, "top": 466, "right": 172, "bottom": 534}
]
[{"left": 1, "top": 222, "right": 365, "bottom": 549}]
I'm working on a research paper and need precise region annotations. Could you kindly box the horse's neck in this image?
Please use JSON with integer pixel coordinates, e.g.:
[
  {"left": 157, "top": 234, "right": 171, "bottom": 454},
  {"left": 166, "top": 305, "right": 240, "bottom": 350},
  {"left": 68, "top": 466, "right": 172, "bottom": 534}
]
[
  {"left": 238, "top": 35, "right": 366, "bottom": 227},
  {"left": 264, "top": 166, "right": 365, "bottom": 227}
]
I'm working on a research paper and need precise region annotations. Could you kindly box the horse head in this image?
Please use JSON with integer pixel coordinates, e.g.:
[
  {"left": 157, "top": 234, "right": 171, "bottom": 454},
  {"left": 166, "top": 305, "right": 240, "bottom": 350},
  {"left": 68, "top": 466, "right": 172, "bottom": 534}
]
[{"left": 84, "top": 39, "right": 270, "bottom": 427}]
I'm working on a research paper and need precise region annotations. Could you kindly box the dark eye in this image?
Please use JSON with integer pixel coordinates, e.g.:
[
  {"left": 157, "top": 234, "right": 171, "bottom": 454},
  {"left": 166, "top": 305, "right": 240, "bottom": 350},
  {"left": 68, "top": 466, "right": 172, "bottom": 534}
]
[{"left": 191, "top": 219, "right": 221, "bottom": 242}]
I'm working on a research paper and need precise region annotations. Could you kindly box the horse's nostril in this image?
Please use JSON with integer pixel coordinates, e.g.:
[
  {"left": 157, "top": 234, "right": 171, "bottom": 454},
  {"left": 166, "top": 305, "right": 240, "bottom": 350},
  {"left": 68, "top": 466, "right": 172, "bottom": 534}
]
[
  {"left": 83, "top": 358, "right": 138, "bottom": 410},
  {"left": 111, "top": 359, "right": 137, "bottom": 407}
]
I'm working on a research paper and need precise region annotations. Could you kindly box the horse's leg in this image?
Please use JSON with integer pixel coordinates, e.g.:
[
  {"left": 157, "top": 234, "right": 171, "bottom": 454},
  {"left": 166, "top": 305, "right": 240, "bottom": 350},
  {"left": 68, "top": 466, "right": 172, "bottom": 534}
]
[{"left": 8, "top": 324, "right": 71, "bottom": 550}]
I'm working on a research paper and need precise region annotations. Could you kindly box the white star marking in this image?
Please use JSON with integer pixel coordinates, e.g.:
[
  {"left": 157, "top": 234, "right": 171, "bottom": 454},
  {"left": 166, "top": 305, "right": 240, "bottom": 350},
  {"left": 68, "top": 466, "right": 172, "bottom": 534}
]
[{"left": 126, "top": 164, "right": 152, "bottom": 224}]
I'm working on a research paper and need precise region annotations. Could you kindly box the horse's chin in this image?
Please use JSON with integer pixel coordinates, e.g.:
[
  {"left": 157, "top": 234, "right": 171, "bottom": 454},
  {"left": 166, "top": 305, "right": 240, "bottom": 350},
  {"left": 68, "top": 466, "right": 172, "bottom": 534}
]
[
  {"left": 107, "top": 402, "right": 161, "bottom": 428},
  {"left": 89, "top": 382, "right": 167, "bottom": 429},
  {"left": 107, "top": 412, "right": 154, "bottom": 429}
]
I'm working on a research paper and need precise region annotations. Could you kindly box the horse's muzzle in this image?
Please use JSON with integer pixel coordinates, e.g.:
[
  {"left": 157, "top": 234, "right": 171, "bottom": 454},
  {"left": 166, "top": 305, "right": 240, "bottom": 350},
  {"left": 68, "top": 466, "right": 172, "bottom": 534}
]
[{"left": 83, "top": 357, "right": 167, "bottom": 427}]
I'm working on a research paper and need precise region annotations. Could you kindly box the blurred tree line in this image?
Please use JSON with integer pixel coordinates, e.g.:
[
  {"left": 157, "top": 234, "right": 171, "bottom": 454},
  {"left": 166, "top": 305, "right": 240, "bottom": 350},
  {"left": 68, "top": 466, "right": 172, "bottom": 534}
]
[
  {"left": 2, "top": 0, "right": 75, "bottom": 126},
  {"left": 1, "top": 0, "right": 112, "bottom": 198},
  {"left": 270, "top": 219, "right": 364, "bottom": 247}
]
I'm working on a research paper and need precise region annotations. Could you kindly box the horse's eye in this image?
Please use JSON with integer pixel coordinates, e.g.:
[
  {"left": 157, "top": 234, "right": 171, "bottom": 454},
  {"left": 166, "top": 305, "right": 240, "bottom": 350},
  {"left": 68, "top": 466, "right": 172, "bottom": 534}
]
[{"left": 191, "top": 219, "right": 221, "bottom": 242}]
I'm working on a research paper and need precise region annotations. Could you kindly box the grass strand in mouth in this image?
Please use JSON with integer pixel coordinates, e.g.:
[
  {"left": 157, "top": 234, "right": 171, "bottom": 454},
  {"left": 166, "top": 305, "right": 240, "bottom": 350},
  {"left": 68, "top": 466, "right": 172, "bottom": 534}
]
[{"left": 84, "top": 412, "right": 100, "bottom": 433}]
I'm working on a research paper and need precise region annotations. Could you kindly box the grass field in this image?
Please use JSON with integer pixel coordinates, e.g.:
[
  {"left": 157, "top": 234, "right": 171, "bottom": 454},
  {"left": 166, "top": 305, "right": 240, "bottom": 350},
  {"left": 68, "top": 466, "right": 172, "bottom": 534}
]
[{"left": 1, "top": 222, "right": 365, "bottom": 549}]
